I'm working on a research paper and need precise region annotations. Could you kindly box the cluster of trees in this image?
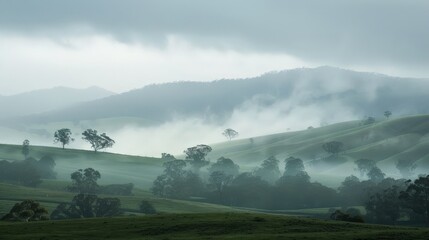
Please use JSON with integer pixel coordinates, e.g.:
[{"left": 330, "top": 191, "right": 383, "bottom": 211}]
[
  {"left": 151, "top": 145, "right": 429, "bottom": 226},
  {"left": 152, "top": 146, "right": 337, "bottom": 210},
  {"left": 50, "top": 194, "right": 122, "bottom": 220},
  {"left": 53, "top": 128, "right": 115, "bottom": 152},
  {"left": 1, "top": 200, "right": 49, "bottom": 222},
  {"left": 0, "top": 155, "right": 56, "bottom": 187}
]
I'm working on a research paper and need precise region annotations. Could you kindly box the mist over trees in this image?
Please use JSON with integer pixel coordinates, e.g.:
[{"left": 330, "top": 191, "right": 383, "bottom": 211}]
[
  {"left": 0, "top": 156, "right": 56, "bottom": 187},
  {"left": 184, "top": 144, "right": 212, "bottom": 172}
]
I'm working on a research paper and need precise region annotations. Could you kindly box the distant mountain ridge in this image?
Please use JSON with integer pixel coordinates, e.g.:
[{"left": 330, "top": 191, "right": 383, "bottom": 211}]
[
  {"left": 7, "top": 66, "right": 429, "bottom": 125},
  {"left": 0, "top": 86, "right": 115, "bottom": 119}
]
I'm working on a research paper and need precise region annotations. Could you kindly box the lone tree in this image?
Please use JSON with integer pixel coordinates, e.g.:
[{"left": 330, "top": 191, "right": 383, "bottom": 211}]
[
  {"left": 68, "top": 168, "right": 101, "bottom": 194},
  {"left": 184, "top": 144, "right": 212, "bottom": 172},
  {"left": 82, "top": 129, "right": 115, "bottom": 152},
  {"left": 384, "top": 111, "right": 392, "bottom": 119},
  {"left": 54, "top": 128, "right": 74, "bottom": 149},
  {"left": 322, "top": 141, "right": 343, "bottom": 157},
  {"left": 22, "top": 139, "right": 30, "bottom": 159},
  {"left": 222, "top": 128, "right": 238, "bottom": 141}
]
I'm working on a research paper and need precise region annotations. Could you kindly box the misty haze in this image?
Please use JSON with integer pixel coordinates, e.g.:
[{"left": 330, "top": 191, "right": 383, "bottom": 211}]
[{"left": 1, "top": 1, "right": 429, "bottom": 239}]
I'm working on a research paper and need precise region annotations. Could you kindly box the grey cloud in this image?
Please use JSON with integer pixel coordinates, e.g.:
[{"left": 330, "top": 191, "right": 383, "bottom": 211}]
[{"left": 1, "top": 0, "right": 428, "bottom": 71}]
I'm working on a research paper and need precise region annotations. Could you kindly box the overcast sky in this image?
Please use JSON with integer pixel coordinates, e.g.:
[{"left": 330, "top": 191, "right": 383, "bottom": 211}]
[{"left": 1, "top": 0, "right": 428, "bottom": 95}]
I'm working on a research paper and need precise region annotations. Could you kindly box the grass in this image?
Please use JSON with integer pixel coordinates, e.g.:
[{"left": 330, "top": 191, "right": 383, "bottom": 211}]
[
  {"left": 1, "top": 212, "right": 428, "bottom": 240},
  {"left": 0, "top": 144, "right": 166, "bottom": 188},
  {"left": 0, "top": 182, "right": 240, "bottom": 217}
]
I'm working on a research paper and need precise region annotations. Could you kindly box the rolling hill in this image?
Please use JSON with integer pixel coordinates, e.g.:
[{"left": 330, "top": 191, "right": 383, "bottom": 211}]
[
  {"left": 1, "top": 114, "right": 429, "bottom": 189},
  {"left": 209, "top": 115, "right": 429, "bottom": 184}
]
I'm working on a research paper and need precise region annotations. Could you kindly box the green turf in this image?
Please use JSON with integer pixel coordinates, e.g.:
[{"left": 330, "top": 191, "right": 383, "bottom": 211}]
[
  {"left": 0, "top": 144, "right": 166, "bottom": 188},
  {"left": 0, "top": 182, "right": 240, "bottom": 217},
  {"left": 0, "top": 212, "right": 428, "bottom": 240}
]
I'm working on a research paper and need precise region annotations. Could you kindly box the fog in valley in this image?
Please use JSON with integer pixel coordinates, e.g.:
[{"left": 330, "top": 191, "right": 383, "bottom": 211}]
[{"left": 2, "top": 0, "right": 429, "bottom": 232}]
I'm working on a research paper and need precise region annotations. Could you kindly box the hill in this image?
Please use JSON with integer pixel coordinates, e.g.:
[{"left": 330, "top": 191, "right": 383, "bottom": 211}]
[
  {"left": 1, "top": 212, "right": 428, "bottom": 240},
  {"left": 0, "top": 144, "right": 164, "bottom": 188},
  {"left": 209, "top": 115, "right": 429, "bottom": 185},
  {"left": 0, "top": 86, "right": 115, "bottom": 120},
  {"left": 2, "top": 115, "right": 429, "bottom": 188},
  {"left": 10, "top": 66, "right": 429, "bottom": 125}
]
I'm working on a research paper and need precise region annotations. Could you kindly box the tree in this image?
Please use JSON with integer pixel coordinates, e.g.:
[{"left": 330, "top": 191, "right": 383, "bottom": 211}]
[
  {"left": 361, "top": 116, "right": 376, "bottom": 125},
  {"left": 354, "top": 159, "right": 376, "bottom": 177},
  {"left": 322, "top": 141, "right": 343, "bottom": 157},
  {"left": 284, "top": 157, "right": 306, "bottom": 177},
  {"left": 184, "top": 144, "right": 212, "bottom": 172},
  {"left": 208, "top": 157, "right": 239, "bottom": 176},
  {"left": 151, "top": 160, "right": 204, "bottom": 199},
  {"left": 50, "top": 194, "right": 121, "bottom": 219},
  {"left": 366, "top": 186, "right": 402, "bottom": 224},
  {"left": 1, "top": 200, "right": 49, "bottom": 222},
  {"left": 253, "top": 156, "right": 281, "bottom": 183},
  {"left": 209, "top": 171, "right": 233, "bottom": 201},
  {"left": 68, "top": 168, "right": 101, "bottom": 194},
  {"left": 367, "top": 167, "right": 385, "bottom": 183},
  {"left": 396, "top": 159, "right": 417, "bottom": 178},
  {"left": 384, "top": 111, "right": 392, "bottom": 119},
  {"left": 22, "top": 139, "right": 30, "bottom": 159},
  {"left": 222, "top": 128, "right": 238, "bottom": 140},
  {"left": 82, "top": 129, "right": 115, "bottom": 152},
  {"left": 161, "top": 153, "right": 176, "bottom": 161},
  {"left": 54, "top": 128, "right": 74, "bottom": 149},
  {"left": 399, "top": 175, "right": 429, "bottom": 225}
]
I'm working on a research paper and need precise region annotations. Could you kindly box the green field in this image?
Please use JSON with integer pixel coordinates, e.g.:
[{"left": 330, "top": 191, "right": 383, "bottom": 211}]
[
  {"left": 1, "top": 212, "right": 428, "bottom": 240},
  {"left": 0, "top": 182, "right": 240, "bottom": 217},
  {"left": 0, "top": 144, "right": 165, "bottom": 188}
]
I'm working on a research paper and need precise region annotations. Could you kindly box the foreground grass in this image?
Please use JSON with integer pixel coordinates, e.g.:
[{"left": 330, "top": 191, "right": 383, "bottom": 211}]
[{"left": 1, "top": 213, "right": 428, "bottom": 240}]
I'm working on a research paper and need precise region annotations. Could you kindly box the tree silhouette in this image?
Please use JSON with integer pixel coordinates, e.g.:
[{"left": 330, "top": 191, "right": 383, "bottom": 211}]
[
  {"left": 22, "top": 139, "right": 30, "bottom": 159},
  {"left": 384, "top": 110, "right": 392, "bottom": 119},
  {"left": 54, "top": 128, "right": 74, "bottom": 149},
  {"left": 184, "top": 144, "right": 212, "bottom": 172},
  {"left": 82, "top": 129, "right": 115, "bottom": 152},
  {"left": 222, "top": 128, "right": 238, "bottom": 140}
]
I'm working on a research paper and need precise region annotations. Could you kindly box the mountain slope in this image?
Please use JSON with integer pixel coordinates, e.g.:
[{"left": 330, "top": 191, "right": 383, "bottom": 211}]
[
  {"left": 0, "top": 86, "right": 115, "bottom": 119},
  {"left": 12, "top": 66, "right": 429, "bottom": 125}
]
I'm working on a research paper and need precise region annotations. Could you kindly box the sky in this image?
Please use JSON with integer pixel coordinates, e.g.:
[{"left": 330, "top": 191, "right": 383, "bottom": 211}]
[{"left": 1, "top": 0, "right": 429, "bottom": 95}]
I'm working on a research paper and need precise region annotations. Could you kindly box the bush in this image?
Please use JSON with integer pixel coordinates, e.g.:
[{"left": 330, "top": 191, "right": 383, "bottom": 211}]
[{"left": 139, "top": 200, "right": 156, "bottom": 214}]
